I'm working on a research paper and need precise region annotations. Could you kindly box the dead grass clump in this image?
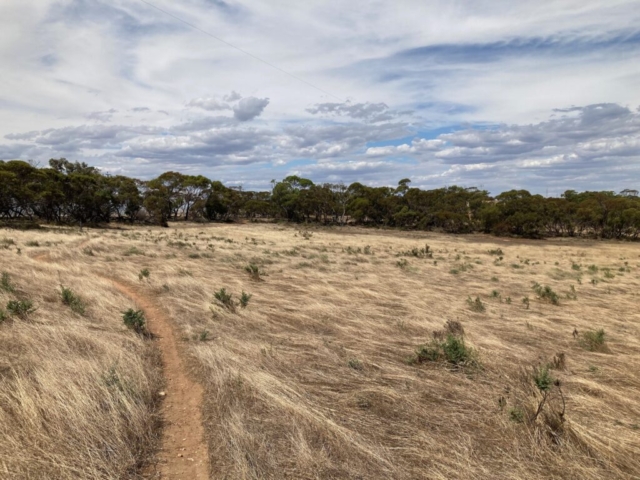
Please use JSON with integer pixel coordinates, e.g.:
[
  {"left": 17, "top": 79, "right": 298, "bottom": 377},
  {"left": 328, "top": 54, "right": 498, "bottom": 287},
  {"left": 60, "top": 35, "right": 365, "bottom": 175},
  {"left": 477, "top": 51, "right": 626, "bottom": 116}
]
[
  {"left": 466, "top": 295, "right": 485, "bottom": 312},
  {"left": 580, "top": 329, "right": 607, "bottom": 352}
]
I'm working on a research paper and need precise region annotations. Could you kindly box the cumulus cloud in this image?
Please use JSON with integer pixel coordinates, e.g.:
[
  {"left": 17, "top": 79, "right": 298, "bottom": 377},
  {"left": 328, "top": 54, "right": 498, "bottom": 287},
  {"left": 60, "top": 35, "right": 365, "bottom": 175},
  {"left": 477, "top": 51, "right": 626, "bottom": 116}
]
[
  {"left": 233, "top": 97, "right": 270, "bottom": 121},
  {"left": 85, "top": 109, "right": 117, "bottom": 123},
  {"left": 1, "top": 1, "right": 640, "bottom": 191},
  {"left": 307, "top": 101, "right": 402, "bottom": 122},
  {"left": 187, "top": 97, "right": 232, "bottom": 112}
]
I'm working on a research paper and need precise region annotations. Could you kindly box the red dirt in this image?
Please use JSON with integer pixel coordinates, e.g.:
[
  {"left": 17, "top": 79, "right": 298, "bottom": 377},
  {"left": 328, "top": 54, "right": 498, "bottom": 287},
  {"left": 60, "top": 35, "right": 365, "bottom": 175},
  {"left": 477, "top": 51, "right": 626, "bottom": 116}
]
[{"left": 109, "top": 279, "right": 209, "bottom": 479}]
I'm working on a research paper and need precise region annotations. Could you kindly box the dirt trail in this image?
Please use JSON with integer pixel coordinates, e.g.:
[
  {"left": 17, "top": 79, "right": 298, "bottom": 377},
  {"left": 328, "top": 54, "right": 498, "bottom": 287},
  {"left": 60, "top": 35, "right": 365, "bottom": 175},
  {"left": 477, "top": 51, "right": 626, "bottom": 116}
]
[
  {"left": 108, "top": 279, "right": 210, "bottom": 479},
  {"left": 31, "top": 246, "right": 209, "bottom": 479}
]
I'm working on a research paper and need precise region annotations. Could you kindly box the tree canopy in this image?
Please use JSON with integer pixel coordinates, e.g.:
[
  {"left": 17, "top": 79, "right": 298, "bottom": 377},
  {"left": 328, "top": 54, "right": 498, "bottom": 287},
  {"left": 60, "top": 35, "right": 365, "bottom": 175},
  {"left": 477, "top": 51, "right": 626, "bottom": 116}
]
[{"left": 1, "top": 158, "right": 639, "bottom": 239}]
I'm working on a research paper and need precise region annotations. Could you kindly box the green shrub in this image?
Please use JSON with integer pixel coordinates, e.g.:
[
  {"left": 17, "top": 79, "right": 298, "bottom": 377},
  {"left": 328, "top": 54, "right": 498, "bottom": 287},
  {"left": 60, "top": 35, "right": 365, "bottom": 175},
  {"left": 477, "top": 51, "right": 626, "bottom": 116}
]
[
  {"left": 25, "top": 241, "right": 40, "bottom": 247},
  {"left": 123, "top": 247, "right": 144, "bottom": 256},
  {"left": 244, "top": 264, "right": 262, "bottom": 281},
  {"left": 138, "top": 268, "right": 150, "bottom": 281},
  {"left": 60, "top": 286, "right": 86, "bottom": 315},
  {"left": 122, "top": 309, "right": 146, "bottom": 333},
  {"left": 0, "top": 309, "right": 6, "bottom": 323},
  {"left": 587, "top": 264, "right": 599, "bottom": 273},
  {"left": 348, "top": 358, "right": 363, "bottom": 370},
  {"left": 396, "top": 259, "right": 409, "bottom": 269},
  {"left": 571, "top": 263, "right": 581, "bottom": 271},
  {"left": 239, "top": 291, "right": 252, "bottom": 308},
  {"left": 488, "top": 248, "right": 504, "bottom": 256},
  {"left": 398, "top": 244, "right": 432, "bottom": 258},
  {"left": 1, "top": 272, "right": 14, "bottom": 293},
  {"left": 466, "top": 296, "right": 485, "bottom": 312},
  {"left": 522, "top": 296, "right": 530, "bottom": 309},
  {"left": 490, "top": 290, "right": 500, "bottom": 299},
  {"left": 580, "top": 329, "right": 606, "bottom": 352},
  {"left": 509, "top": 407, "right": 525, "bottom": 423},
  {"left": 413, "top": 335, "right": 475, "bottom": 367},
  {"left": 532, "top": 283, "right": 559, "bottom": 305},
  {"left": 214, "top": 288, "right": 236, "bottom": 312},
  {"left": 6, "top": 299, "right": 34, "bottom": 318}
]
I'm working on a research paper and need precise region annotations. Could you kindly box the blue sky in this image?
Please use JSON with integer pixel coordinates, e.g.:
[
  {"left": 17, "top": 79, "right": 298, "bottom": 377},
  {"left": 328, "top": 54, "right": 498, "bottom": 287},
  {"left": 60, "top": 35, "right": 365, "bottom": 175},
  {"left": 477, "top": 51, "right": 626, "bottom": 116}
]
[{"left": 1, "top": 0, "right": 639, "bottom": 194}]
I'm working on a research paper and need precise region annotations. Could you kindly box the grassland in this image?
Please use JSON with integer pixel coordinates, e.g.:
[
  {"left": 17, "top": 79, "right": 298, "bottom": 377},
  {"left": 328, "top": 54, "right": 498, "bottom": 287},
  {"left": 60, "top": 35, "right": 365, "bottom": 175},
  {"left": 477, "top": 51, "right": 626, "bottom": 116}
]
[{"left": 1, "top": 223, "right": 639, "bottom": 479}]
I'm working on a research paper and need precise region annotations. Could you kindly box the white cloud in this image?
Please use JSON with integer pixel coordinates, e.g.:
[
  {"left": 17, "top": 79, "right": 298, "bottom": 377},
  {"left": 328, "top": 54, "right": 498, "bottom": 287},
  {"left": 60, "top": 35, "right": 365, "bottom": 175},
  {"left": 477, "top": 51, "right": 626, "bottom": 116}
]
[
  {"left": 232, "top": 97, "right": 270, "bottom": 121},
  {"left": 0, "top": 0, "right": 639, "bottom": 192}
]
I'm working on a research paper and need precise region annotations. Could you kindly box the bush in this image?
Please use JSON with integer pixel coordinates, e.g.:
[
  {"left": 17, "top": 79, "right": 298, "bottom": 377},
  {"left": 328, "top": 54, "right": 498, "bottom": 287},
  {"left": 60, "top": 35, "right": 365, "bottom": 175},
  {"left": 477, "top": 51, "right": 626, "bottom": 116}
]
[
  {"left": 348, "top": 358, "right": 363, "bottom": 370},
  {"left": 60, "top": 285, "right": 86, "bottom": 315},
  {"left": 244, "top": 264, "right": 262, "bottom": 281},
  {"left": 214, "top": 288, "right": 236, "bottom": 312},
  {"left": 413, "top": 335, "right": 475, "bottom": 367},
  {"left": 488, "top": 248, "right": 504, "bottom": 256},
  {"left": 532, "top": 283, "right": 559, "bottom": 305},
  {"left": 1, "top": 272, "right": 14, "bottom": 293},
  {"left": 522, "top": 296, "right": 530, "bottom": 309},
  {"left": 138, "top": 268, "right": 150, "bottom": 281},
  {"left": 398, "top": 244, "right": 432, "bottom": 258},
  {"left": 580, "top": 329, "right": 606, "bottom": 352},
  {"left": 122, "top": 309, "right": 146, "bottom": 333},
  {"left": 6, "top": 299, "right": 34, "bottom": 318},
  {"left": 466, "top": 296, "right": 485, "bottom": 312},
  {"left": 396, "top": 259, "right": 409, "bottom": 269},
  {"left": 239, "top": 291, "right": 252, "bottom": 309},
  {"left": 0, "top": 309, "right": 6, "bottom": 323}
]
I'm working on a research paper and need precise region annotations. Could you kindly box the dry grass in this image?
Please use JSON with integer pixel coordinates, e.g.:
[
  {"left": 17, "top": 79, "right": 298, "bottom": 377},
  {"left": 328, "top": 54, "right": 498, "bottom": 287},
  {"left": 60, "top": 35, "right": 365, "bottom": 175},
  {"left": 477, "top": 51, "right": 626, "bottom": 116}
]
[
  {"left": 2, "top": 224, "right": 640, "bottom": 479},
  {"left": 0, "top": 228, "right": 162, "bottom": 479}
]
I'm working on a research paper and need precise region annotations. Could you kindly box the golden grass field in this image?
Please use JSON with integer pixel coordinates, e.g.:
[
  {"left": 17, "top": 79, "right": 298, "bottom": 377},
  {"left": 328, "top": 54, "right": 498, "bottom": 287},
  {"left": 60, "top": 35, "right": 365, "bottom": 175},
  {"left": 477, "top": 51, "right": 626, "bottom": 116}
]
[{"left": 1, "top": 222, "right": 639, "bottom": 479}]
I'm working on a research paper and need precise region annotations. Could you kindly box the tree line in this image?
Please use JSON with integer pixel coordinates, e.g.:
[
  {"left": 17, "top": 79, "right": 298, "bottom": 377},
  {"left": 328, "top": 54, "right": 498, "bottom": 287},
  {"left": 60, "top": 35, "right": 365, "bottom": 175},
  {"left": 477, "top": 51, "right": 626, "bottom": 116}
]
[{"left": 1, "top": 158, "right": 639, "bottom": 239}]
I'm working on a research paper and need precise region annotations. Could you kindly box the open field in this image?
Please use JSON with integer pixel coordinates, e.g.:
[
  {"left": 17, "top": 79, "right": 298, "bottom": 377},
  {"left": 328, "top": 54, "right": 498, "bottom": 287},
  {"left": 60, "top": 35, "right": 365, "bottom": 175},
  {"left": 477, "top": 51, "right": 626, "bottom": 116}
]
[{"left": 1, "top": 223, "right": 640, "bottom": 479}]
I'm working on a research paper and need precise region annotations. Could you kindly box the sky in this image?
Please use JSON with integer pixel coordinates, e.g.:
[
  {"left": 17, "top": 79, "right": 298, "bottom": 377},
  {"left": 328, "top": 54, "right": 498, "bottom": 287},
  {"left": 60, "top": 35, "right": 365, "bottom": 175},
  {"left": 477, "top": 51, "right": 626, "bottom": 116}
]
[{"left": 1, "top": 0, "right": 639, "bottom": 194}]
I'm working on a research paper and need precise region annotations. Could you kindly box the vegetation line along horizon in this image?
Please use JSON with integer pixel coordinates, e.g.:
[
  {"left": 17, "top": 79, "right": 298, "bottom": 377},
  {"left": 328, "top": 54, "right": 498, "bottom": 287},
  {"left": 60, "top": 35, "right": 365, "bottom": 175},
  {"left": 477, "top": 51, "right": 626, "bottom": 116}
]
[{"left": 1, "top": 158, "right": 639, "bottom": 239}]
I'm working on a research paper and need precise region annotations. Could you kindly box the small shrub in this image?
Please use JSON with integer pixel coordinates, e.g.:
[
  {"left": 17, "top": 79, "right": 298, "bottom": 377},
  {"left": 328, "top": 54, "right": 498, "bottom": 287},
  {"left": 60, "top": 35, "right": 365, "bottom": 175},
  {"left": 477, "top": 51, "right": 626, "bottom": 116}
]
[
  {"left": 83, "top": 247, "right": 94, "bottom": 256},
  {"left": 522, "top": 296, "right": 530, "bottom": 309},
  {"left": 580, "top": 329, "right": 606, "bottom": 352},
  {"left": 505, "top": 296, "right": 512, "bottom": 304},
  {"left": 1, "top": 272, "right": 14, "bottom": 293},
  {"left": 0, "top": 309, "right": 6, "bottom": 323},
  {"left": 123, "top": 247, "right": 144, "bottom": 256},
  {"left": 587, "top": 264, "right": 598, "bottom": 273},
  {"left": 488, "top": 248, "right": 504, "bottom": 256},
  {"left": 413, "top": 335, "right": 475, "bottom": 367},
  {"left": 396, "top": 259, "right": 409, "bottom": 269},
  {"left": 398, "top": 244, "right": 432, "bottom": 258},
  {"left": 239, "top": 291, "right": 252, "bottom": 308},
  {"left": 6, "top": 299, "right": 34, "bottom": 318},
  {"left": 491, "top": 276, "right": 499, "bottom": 282},
  {"left": 25, "top": 240, "right": 40, "bottom": 247},
  {"left": 244, "top": 264, "right": 262, "bottom": 281},
  {"left": 348, "top": 358, "right": 363, "bottom": 370},
  {"left": 138, "top": 268, "right": 150, "bottom": 281},
  {"left": 490, "top": 290, "right": 501, "bottom": 299},
  {"left": 509, "top": 407, "right": 525, "bottom": 423},
  {"left": 122, "top": 309, "right": 146, "bottom": 333},
  {"left": 571, "top": 263, "right": 581, "bottom": 271},
  {"left": 60, "top": 286, "right": 86, "bottom": 315},
  {"left": 603, "top": 268, "right": 615, "bottom": 279},
  {"left": 532, "top": 283, "right": 559, "bottom": 305},
  {"left": 214, "top": 288, "right": 235, "bottom": 312},
  {"left": 466, "top": 296, "right": 485, "bottom": 313},
  {"left": 199, "top": 330, "right": 210, "bottom": 342}
]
